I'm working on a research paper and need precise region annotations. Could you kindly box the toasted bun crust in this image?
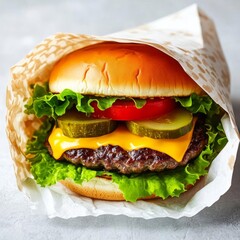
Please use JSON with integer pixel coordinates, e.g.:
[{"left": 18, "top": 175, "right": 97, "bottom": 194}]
[
  {"left": 61, "top": 177, "right": 157, "bottom": 201},
  {"left": 61, "top": 177, "right": 125, "bottom": 201},
  {"left": 49, "top": 42, "right": 202, "bottom": 97}
]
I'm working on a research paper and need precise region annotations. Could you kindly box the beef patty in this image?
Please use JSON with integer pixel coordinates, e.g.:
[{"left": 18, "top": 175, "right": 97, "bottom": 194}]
[{"left": 46, "top": 117, "right": 207, "bottom": 174}]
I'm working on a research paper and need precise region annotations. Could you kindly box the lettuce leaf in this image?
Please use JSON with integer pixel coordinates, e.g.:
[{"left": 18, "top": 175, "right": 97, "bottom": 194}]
[
  {"left": 26, "top": 92, "right": 227, "bottom": 202},
  {"left": 25, "top": 84, "right": 146, "bottom": 119},
  {"left": 175, "top": 93, "right": 220, "bottom": 119}
]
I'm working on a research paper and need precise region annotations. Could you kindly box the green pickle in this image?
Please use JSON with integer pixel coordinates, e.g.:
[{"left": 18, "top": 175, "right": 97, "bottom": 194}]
[
  {"left": 126, "top": 108, "right": 193, "bottom": 139},
  {"left": 57, "top": 110, "right": 117, "bottom": 138}
]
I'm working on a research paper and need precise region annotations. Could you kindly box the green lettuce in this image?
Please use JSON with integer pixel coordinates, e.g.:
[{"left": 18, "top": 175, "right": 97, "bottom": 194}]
[
  {"left": 25, "top": 84, "right": 146, "bottom": 119},
  {"left": 25, "top": 90, "right": 227, "bottom": 202}
]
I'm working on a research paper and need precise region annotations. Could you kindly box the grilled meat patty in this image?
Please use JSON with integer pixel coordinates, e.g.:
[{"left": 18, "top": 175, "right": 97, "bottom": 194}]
[{"left": 46, "top": 118, "right": 207, "bottom": 174}]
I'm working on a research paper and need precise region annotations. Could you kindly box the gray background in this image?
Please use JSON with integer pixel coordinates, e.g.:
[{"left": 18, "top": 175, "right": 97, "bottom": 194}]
[{"left": 1, "top": 0, "right": 240, "bottom": 239}]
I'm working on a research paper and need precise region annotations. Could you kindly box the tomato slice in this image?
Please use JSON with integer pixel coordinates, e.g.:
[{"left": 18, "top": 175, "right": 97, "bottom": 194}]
[{"left": 91, "top": 98, "right": 176, "bottom": 120}]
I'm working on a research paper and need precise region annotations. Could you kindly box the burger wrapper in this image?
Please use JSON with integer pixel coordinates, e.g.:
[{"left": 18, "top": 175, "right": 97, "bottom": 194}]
[{"left": 6, "top": 4, "right": 240, "bottom": 218}]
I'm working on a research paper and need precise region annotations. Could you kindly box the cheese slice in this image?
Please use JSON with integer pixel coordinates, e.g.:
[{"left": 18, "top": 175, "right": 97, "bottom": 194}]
[{"left": 48, "top": 122, "right": 195, "bottom": 163}]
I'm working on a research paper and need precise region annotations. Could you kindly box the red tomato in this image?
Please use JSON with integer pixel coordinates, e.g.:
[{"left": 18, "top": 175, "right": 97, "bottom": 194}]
[{"left": 91, "top": 98, "right": 176, "bottom": 120}]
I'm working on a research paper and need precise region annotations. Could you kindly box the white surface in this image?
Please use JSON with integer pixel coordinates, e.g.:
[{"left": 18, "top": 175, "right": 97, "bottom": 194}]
[{"left": 1, "top": 0, "right": 240, "bottom": 239}]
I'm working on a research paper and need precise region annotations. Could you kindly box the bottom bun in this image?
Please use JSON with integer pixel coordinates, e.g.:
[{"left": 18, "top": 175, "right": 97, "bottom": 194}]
[{"left": 60, "top": 177, "right": 157, "bottom": 201}]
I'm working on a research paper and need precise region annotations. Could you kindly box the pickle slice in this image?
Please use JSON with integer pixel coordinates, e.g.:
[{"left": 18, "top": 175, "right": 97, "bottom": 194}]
[
  {"left": 57, "top": 110, "right": 117, "bottom": 138},
  {"left": 126, "top": 108, "right": 193, "bottom": 139}
]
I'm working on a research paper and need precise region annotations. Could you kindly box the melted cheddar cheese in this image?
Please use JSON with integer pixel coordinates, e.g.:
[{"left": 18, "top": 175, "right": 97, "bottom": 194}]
[{"left": 48, "top": 122, "right": 195, "bottom": 163}]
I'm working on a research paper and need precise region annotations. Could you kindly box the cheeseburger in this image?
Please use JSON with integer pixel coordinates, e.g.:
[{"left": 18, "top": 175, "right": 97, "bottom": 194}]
[{"left": 24, "top": 42, "right": 227, "bottom": 201}]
